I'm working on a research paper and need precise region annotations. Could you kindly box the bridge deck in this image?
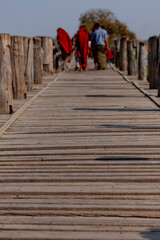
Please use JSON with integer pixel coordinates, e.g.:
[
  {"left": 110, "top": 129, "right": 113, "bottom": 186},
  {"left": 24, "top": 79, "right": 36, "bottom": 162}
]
[{"left": 0, "top": 62, "right": 160, "bottom": 239}]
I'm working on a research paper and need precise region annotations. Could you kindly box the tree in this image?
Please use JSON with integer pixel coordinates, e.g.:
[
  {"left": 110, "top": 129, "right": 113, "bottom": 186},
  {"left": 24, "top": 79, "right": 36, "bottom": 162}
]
[{"left": 79, "top": 9, "right": 136, "bottom": 45}]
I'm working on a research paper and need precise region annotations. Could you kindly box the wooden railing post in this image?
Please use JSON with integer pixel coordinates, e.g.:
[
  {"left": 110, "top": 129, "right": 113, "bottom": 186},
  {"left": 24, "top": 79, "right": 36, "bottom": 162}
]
[
  {"left": 157, "top": 36, "right": 160, "bottom": 97},
  {"left": 127, "top": 40, "right": 134, "bottom": 75},
  {"left": 0, "top": 34, "right": 13, "bottom": 114},
  {"left": 148, "top": 36, "right": 158, "bottom": 89},
  {"left": 11, "top": 36, "right": 27, "bottom": 99},
  {"left": 138, "top": 42, "right": 147, "bottom": 80},
  {"left": 127, "top": 39, "right": 139, "bottom": 76},
  {"left": 133, "top": 40, "right": 139, "bottom": 75},
  {"left": 114, "top": 39, "right": 120, "bottom": 68},
  {"left": 39, "top": 36, "right": 53, "bottom": 74},
  {"left": 33, "top": 37, "right": 43, "bottom": 84},
  {"left": 23, "top": 37, "right": 34, "bottom": 91},
  {"left": 119, "top": 37, "right": 128, "bottom": 72}
]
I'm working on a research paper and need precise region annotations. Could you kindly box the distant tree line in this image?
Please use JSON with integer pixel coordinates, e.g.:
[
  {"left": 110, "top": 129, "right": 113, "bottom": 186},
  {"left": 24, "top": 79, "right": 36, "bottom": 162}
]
[{"left": 79, "top": 9, "right": 136, "bottom": 45}]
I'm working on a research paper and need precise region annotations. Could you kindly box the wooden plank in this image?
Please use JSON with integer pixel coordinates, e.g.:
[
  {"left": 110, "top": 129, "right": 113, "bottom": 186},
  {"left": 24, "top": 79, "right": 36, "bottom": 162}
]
[
  {"left": 0, "top": 60, "right": 160, "bottom": 239},
  {"left": 0, "top": 73, "right": 61, "bottom": 137},
  {"left": 0, "top": 231, "right": 158, "bottom": 240}
]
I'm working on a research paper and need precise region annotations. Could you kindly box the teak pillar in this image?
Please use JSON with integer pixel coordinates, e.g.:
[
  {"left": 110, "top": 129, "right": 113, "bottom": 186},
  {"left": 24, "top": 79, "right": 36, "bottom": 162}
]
[
  {"left": 23, "top": 37, "right": 34, "bottom": 91},
  {"left": 127, "top": 40, "right": 139, "bottom": 76},
  {"left": 33, "top": 37, "right": 43, "bottom": 84},
  {"left": 114, "top": 39, "right": 120, "bottom": 68},
  {"left": 40, "top": 36, "right": 53, "bottom": 74},
  {"left": 157, "top": 36, "right": 160, "bottom": 97},
  {"left": 0, "top": 34, "right": 13, "bottom": 114},
  {"left": 11, "top": 36, "right": 27, "bottom": 99},
  {"left": 119, "top": 37, "right": 128, "bottom": 72},
  {"left": 138, "top": 42, "right": 147, "bottom": 80},
  {"left": 148, "top": 36, "right": 158, "bottom": 89},
  {"left": 127, "top": 40, "right": 134, "bottom": 75}
]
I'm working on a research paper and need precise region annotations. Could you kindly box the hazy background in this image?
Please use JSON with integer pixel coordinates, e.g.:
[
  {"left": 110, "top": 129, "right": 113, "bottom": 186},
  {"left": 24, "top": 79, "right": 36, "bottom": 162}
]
[{"left": 0, "top": 0, "right": 159, "bottom": 40}]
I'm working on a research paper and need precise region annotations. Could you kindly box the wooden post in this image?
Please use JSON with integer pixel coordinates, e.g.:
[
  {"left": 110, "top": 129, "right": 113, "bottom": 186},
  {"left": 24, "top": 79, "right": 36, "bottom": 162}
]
[
  {"left": 119, "top": 37, "right": 128, "bottom": 72},
  {"left": 53, "top": 44, "right": 59, "bottom": 71},
  {"left": 132, "top": 39, "right": 139, "bottom": 75},
  {"left": 11, "top": 36, "right": 27, "bottom": 99},
  {"left": 114, "top": 39, "right": 120, "bottom": 68},
  {"left": 39, "top": 36, "right": 53, "bottom": 74},
  {"left": 127, "top": 40, "right": 139, "bottom": 76},
  {"left": 33, "top": 37, "right": 43, "bottom": 84},
  {"left": 138, "top": 42, "right": 147, "bottom": 80},
  {"left": 148, "top": 36, "right": 158, "bottom": 89},
  {"left": 148, "top": 39, "right": 151, "bottom": 82},
  {"left": 157, "top": 36, "right": 160, "bottom": 97},
  {"left": 23, "top": 37, "right": 34, "bottom": 91},
  {"left": 0, "top": 34, "right": 13, "bottom": 114},
  {"left": 127, "top": 40, "right": 134, "bottom": 75}
]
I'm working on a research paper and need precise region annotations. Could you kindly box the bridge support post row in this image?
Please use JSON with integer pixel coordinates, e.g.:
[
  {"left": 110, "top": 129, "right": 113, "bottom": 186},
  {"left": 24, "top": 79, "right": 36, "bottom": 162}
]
[
  {"left": 114, "top": 35, "right": 160, "bottom": 97},
  {"left": 0, "top": 33, "right": 55, "bottom": 114},
  {"left": 114, "top": 38, "right": 144, "bottom": 78}
]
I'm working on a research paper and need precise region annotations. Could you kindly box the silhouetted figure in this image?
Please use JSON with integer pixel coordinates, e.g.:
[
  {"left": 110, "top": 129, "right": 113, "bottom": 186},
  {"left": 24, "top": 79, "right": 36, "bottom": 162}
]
[
  {"left": 57, "top": 28, "right": 73, "bottom": 63},
  {"left": 91, "top": 23, "right": 109, "bottom": 70},
  {"left": 76, "top": 26, "right": 89, "bottom": 71}
]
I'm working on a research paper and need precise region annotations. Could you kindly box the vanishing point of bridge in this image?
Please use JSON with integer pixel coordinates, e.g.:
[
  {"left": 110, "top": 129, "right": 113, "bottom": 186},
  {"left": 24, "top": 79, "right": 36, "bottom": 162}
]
[{"left": 0, "top": 58, "right": 160, "bottom": 239}]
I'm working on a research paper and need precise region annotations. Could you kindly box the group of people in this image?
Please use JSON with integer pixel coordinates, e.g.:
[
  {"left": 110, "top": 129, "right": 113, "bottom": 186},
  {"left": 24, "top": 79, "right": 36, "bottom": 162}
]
[{"left": 57, "top": 23, "right": 113, "bottom": 71}]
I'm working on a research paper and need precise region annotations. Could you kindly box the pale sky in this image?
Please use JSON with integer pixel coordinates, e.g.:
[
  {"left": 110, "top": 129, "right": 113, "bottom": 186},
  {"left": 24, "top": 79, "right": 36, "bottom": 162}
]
[{"left": 0, "top": 0, "right": 159, "bottom": 40}]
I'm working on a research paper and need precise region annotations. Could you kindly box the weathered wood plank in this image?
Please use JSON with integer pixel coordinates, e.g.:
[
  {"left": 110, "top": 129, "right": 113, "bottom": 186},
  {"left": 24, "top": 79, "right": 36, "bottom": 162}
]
[{"left": 0, "top": 60, "right": 160, "bottom": 239}]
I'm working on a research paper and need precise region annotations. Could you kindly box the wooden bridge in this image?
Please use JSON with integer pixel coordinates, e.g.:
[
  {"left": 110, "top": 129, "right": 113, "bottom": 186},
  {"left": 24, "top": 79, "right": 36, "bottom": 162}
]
[{"left": 0, "top": 59, "right": 160, "bottom": 239}]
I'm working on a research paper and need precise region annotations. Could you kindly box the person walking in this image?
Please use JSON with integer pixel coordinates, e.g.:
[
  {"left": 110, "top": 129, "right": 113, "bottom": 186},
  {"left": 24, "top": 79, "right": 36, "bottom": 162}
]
[
  {"left": 73, "top": 33, "right": 80, "bottom": 70},
  {"left": 57, "top": 28, "right": 73, "bottom": 63},
  {"left": 76, "top": 26, "right": 89, "bottom": 71},
  {"left": 91, "top": 23, "right": 109, "bottom": 70},
  {"left": 91, "top": 24, "right": 98, "bottom": 69}
]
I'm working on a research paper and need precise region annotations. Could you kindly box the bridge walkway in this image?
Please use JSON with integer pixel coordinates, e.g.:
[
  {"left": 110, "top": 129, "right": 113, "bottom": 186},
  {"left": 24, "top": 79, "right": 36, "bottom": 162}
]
[{"left": 0, "top": 61, "right": 160, "bottom": 239}]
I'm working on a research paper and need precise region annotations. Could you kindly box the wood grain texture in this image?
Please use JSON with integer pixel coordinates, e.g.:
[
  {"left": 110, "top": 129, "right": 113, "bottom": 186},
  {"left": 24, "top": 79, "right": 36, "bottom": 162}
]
[
  {"left": 23, "top": 37, "right": 34, "bottom": 91},
  {"left": 0, "top": 59, "right": 160, "bottom": 239},
  {"left": 138, "top": 42, "right": 147, "bottom": 80},
  {"left": 127, "top": 40, "right": 139, "bottom": 76},
  {"left": 114, "top": 38, "right": 120, "bottom": 68},
  {"left": 0, "top": 34, "right": 13, "bottom": 114},
  {"left": 11, "top": 36, "right": 27, "bottom": 99},
  {"left": 148, "top": 36, "right": 158, "bottom": 89},
  {"left": 33, "top": 37, "right": 43, "bottom": 84},
  {"left": 119, "top": 37, "right": 128, "bottom": 71},
  {"left": 40, "top": 36, "right": 53, "bottom": 74}
]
